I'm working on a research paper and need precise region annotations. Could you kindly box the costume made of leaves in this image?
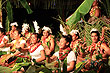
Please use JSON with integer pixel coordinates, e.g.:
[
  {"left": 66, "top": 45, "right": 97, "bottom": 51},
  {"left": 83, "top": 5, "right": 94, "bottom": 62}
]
[
  {"left": 89, "top": 6, "right": 100, "bottom": 17},
  {"left": 41, "top": 35, "right": 54, "bottom": 49}
]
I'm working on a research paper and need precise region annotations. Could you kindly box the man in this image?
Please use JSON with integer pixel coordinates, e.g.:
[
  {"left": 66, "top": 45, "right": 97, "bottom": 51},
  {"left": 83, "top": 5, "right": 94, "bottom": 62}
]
[{"left": 81, "top": 28, "right": 110, "bottom": 72}]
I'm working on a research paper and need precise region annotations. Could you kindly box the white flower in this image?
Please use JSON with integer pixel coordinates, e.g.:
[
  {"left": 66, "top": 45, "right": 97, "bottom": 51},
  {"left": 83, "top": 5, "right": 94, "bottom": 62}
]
[
  {"left": 90, "top": 28, "right": 99, "bottom": 33},
  {"left": 42, "top": 26, "right": 52, "bottom": 34},
  {"left": 10, "top": 22, "right": 18, "bottom": 26},
  {"left": 22, "top": 23, "right": 30, "bottom": 34},
  {"left": 33, "top": 20, "right": 40, "bottom": 33},
  {"left": 70, "top": 30, "right": 79, "bottom": 35},
  {"left": 0, "top": 22, "right": 3, "bottom": 28},
  {"left": 60, "top": 24, "right": 68, "bottom": 36}
]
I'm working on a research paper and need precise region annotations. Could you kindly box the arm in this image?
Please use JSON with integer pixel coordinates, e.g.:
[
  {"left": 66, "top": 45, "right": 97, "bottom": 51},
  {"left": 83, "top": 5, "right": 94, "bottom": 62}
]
[
  {"left": 101, "top": 43, "right": 110, "bottom": 55},
  {"left": 46, "top": 55, "right": 57, "bottom": 63},
  {"left": 50, "top": 38, "right": 55, "bottom": 52},
  {"left": 36, "top": 50, "right": 46, "bottom": 62},
  {"left": 95, "top": 8, "right": 100, "bottom": 17},
  {"left": 67, "top": 61, "right": 75, "bottom": 72}
]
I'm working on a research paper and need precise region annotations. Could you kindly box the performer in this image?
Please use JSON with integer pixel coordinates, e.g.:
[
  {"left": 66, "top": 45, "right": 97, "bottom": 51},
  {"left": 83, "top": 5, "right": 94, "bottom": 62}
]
[
  {"left": 0, "top": 25, "right": 9, "bottom": 53},
  {"left": 23, "top": 33, "right": 45, "bottom": 63},
  {"left": 6, "top": 22, "right": 18, "bottom": 41},
  {"left": 46, "top": 35, "right": 76, "bottom": 72},
  {"left": 80, "top": 28, "right": 110, "bottom": 72},
  {"left": 41, "top": 26, "right": 55, "bottom": 57},
  {"left": 88, "top": 0, "right": 101, "bottom": 24},
  {"left": 70, "top": 30, "right": 85, "bottom": 57},
  {"left": 21, "top": 23, "right": 32, "bottom": 46}
]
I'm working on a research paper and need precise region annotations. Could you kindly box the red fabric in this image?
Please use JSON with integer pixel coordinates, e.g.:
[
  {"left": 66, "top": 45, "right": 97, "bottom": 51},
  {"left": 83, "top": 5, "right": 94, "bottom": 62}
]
[
  {"left": 59, "top": 47, "right": 71, "bottom": 61},
  {"left": 29, "top": 42, "right": 41, "bottom": 53},
  {"left": 0, "top": 35, "right": 5, "bottom": 43}
]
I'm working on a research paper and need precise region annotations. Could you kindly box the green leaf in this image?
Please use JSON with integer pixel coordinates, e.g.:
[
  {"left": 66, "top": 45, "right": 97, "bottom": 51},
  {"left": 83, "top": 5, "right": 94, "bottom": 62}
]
[
  {"left": 6, "top": 0, "right": 13, "bottom": 22},
  {"left": 0, "top": 66, "right": 12, "bottom": 73},
  {"left": 20, "top": 0, "right": 33, "bottom": 14},
  {"left": 63, "top": 58, "right": 67, "bottom": 73},
  {"left": 66, "top": 0, "right": 94, "bottom": 26}
]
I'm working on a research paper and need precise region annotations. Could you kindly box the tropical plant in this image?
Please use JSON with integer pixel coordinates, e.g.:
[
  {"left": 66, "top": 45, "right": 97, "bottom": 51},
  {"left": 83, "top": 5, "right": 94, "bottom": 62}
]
[{"left": 0, "top": 0, "right": 33, "bottom": 31}]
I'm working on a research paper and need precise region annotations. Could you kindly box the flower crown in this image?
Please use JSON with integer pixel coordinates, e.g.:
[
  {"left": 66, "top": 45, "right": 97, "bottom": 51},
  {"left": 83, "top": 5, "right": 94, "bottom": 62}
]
[
  {"left": 10, "top": 22, "right": 18, "bottom": 26},
  {"left": 22, "top": 23, "right": 30, "bottom": 34},
  {"left": 90, "top": 28, "right": 99, "bottom": 33},
  {"left": 70, "top": 30, "right": 79, "bottom": 35},
  {"left": 60, "top": 24, "right": 68, "bottom": 36},
  {"left": 0, "top": 22, "right": 3, "bottom": 28},
  {"left": 42, "top": 26, "right": 52, "bottom": 34}
]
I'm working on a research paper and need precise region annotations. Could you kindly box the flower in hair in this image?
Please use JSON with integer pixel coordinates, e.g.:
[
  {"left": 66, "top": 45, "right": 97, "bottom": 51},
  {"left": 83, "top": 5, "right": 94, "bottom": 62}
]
[
  {"left": 33, "top": 20, "right": 40, "bottom": 33},
  {"left": 42, "top": 26, "right": 52, "bottom": 34},
  {"left": 10, "top": 22, "right": 18, "bottom": 26}
]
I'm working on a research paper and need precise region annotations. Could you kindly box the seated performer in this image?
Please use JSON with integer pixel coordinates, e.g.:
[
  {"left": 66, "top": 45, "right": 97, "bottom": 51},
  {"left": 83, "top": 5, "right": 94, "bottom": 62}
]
[
  {"left": 6, "top": 22, "right": 18, "bottom": 41},
  {"left": 70, "top": 30, "right": 85, "bottom": 58},
  {"left": 41, "top": 26, "right": 55, "bottom": 57},
  {"left": 21, "top": 23, "right": 32, "bottom": 46},
  {"left": 0, "top": 24, "right": 10, "bottom": 53},
  {"left": 46, "top": 35, "right": 76, "bottom": 72},
  {"left": 80, "top": 28, "right": 110, "bottom": 72},
  {"left": 0, "top": 30, "right": 26, "bottom": 66},
  {"left": 23, "top": 33, "right": 45, "bottom": 63},
  {"left": 88, "top": 0, "right": 101, "bottom": 24}
]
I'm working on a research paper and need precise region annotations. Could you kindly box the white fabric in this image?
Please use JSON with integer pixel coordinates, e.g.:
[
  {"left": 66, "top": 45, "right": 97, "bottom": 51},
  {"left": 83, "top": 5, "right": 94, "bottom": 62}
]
[
  {"left": 0, "top": 36, "right": 9, "bottom": 44},
  {"left": 30, "top": 45, "right": 44, "bottom": 60},
  {"left": 12, "top": 39, "right": 26, "bottom": 45},
  {"left": 0, "top": 35, "right": 10, "bottom": 53},
  {"left": 54, "top": 51, "right": 76, "bottom": 70}
]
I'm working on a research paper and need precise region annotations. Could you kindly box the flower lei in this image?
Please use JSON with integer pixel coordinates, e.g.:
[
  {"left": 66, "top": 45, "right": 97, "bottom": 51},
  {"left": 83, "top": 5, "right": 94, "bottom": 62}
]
[
  {"left": 88, "top": 41, "right": 103, "bottom": 60},
  {"left": 41, "top": 35, "right": 54, "bottom": 48},
  {"left": 59, "top": 47, "right": 71, "bottom": 61},
  {"left": 29, "top": 42, "right": 41, "bottom": 53},
  {"left": 70, "top": 40, "right": 83, "bottom": 56},
  {"left": 89, "top": 6, "right": 99, "bottom": 17},
  {"left": 0, "top": 35, "right": 5, "bottom": 43}
]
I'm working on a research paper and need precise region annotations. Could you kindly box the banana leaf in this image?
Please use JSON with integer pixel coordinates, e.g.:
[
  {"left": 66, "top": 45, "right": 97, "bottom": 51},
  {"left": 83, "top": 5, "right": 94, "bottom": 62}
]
[
  {"left": 11, "top": 62, "right": 31, "bottom": 72},
  {"left": 66, "top": 0, "right": 94, "bottom": 26},
  {"left": 0, "top": 66, "right": 12, "bottom": 73},
  {"left": 20, "top": 0, "right": 33, "bottom": 14},
  {"left": 74, "top": 62, "right": 87, "bottom": 73},
  {"left": 5, "top": 16, "right": 10, "bottom": 32},
  {"left": 6, "top": 0, "right": 13, "bottom": 22}
]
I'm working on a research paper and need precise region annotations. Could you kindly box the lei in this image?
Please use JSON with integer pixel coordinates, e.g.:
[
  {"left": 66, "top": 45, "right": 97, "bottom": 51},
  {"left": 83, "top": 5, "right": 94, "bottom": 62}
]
[
  {"left": 70, "top": 39, "right": 84, "bottom": 56},
  {"left": 88, "top": 41, "right": 103, "bottom": 60},
  {"left": 89, "top": 6, "right": 99, "bottom": 17},
  {"left": 59, "top": 47, "right": 71, "bottom": 61},
  {"left": 0, "top": 35, "right": 5, "bottom": 43},
  {"left": 41, "top": 35, "right": 54, "bottom": 48},
  {"left": 11, "top": 37, "right": 23, "bottom": 52},
  {"left": 29, "top": 42, "right": 41, "bottom": 53}
]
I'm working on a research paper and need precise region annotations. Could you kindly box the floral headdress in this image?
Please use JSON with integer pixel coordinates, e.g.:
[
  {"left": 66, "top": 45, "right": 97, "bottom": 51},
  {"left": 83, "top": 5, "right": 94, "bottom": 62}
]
[
  {"left": 60, "top": 24, "right": 68, "bottom": 36},
  {"left": 33, "top": 20, "right": 40, "bottom": 33},
  {"left": 10, "top": 22, "right": 18, "bottom": 26},
  {"left": 90, "top": 28, "right": 99, "bottom": 33},
  {"left": 70, "top": 30, "right": 79, "bottom": 35},
  {"left": 42, "top": 26, "right": 52, "bottom": 34},
  {"left": 0, "top": 22, "right": 3, "bottom": 28},
  {"left": 22, "top": 23, "right": 30, "bottom": 34}
]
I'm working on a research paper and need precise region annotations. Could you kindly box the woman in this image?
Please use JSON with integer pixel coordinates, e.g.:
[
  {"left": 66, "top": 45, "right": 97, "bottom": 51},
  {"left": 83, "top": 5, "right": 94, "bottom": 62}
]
[
  {"left": 41, "top": 26, "right": 55, "bottom": 57},
  {"left": 23, "top": 33, "right": 45, "bottom": 62}
]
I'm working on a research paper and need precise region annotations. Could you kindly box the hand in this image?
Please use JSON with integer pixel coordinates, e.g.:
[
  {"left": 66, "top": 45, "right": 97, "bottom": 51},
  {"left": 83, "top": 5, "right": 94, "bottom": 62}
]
[{"left": 45, "top": 49, "right": 51, "bottom": 55}]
